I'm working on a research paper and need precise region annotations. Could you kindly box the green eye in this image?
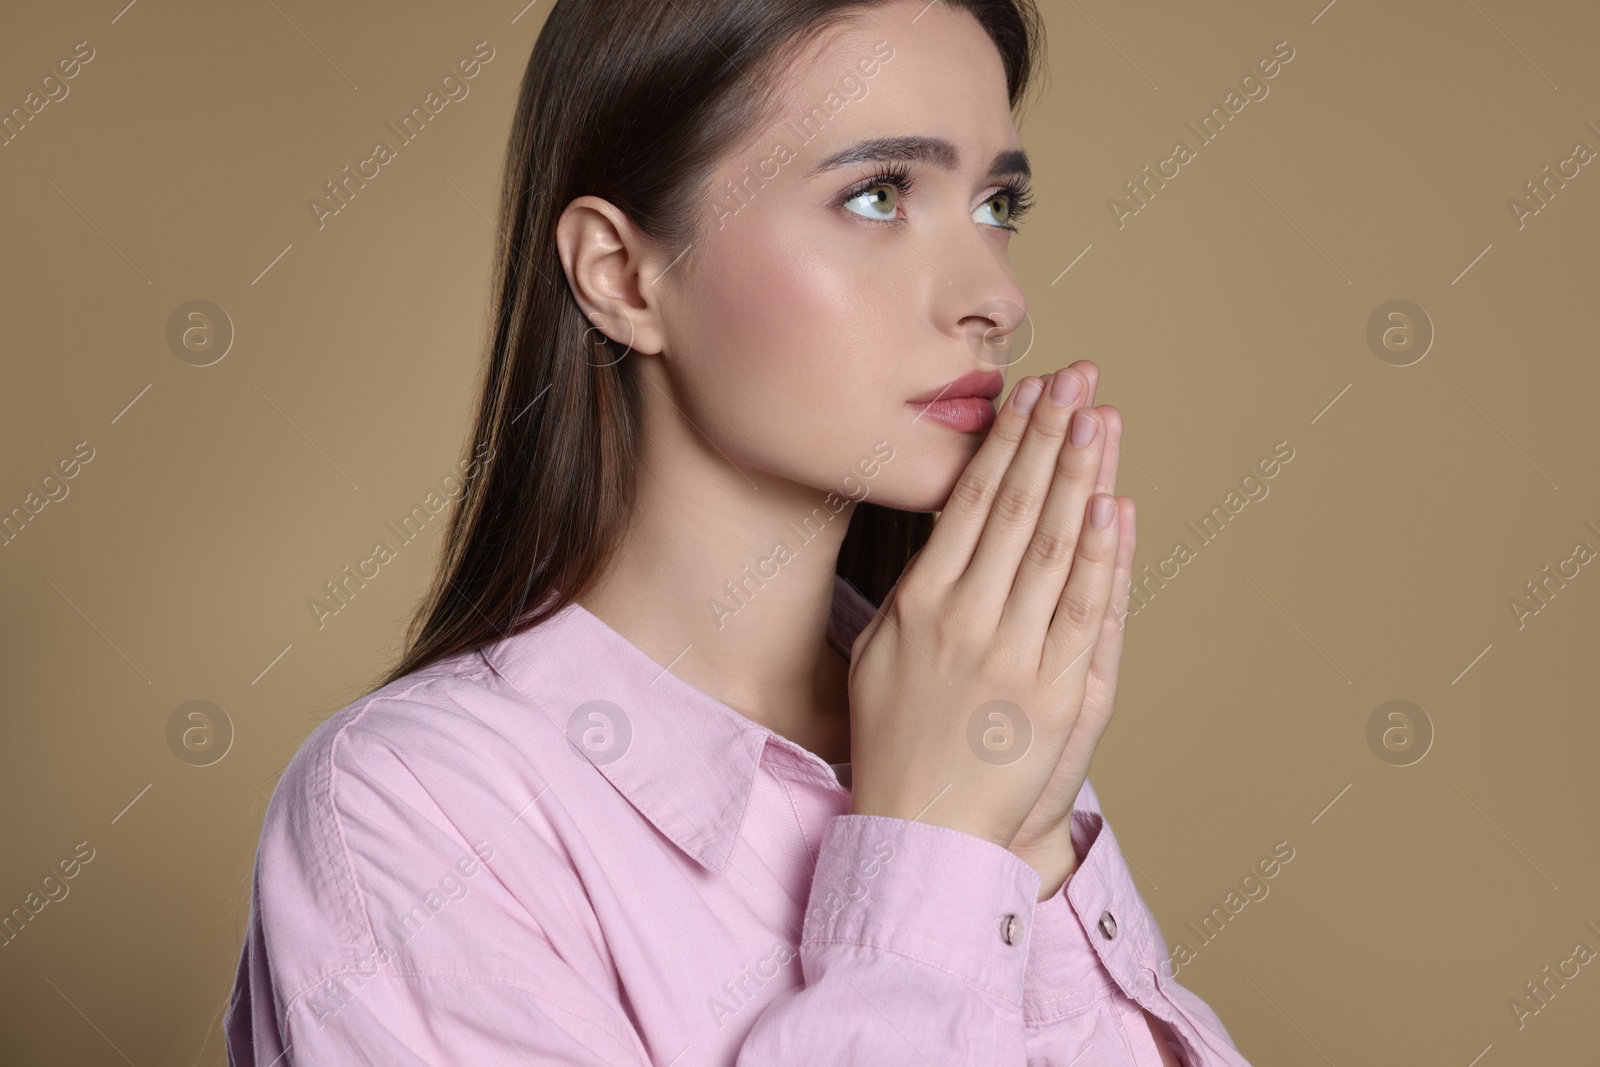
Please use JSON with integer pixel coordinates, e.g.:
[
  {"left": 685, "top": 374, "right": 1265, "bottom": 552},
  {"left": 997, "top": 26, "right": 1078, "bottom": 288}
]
[
  {"left": 978, "top": 180, "right": 1035, "bottom": 233},
  {"left": 845, "top": 182, "right": 901, "bottom": 222},
  {"left": 839, "top": 165, "right": 913, "bottom": 224},
  {"left": 976, "top": 193, "right": 1011, "bottom": 227}
]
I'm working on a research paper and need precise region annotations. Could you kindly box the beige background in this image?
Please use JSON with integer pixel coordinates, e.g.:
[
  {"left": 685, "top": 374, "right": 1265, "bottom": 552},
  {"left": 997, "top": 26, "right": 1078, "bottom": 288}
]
[{"left": 3, "top": 0, "right": 1598, "bottom": 1062}]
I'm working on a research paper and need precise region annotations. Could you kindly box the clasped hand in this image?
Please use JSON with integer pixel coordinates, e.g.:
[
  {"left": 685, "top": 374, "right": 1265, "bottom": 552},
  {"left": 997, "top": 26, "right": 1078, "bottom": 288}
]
[{"left": 847, "top": 361, "right": 1137, "bottom": 901}]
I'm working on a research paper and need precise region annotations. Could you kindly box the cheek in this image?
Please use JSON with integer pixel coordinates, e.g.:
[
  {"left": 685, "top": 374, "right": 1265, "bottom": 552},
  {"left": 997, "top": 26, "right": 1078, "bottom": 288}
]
[
  {"left": 701, "top": 230, "right": 864, "bottom": 386},
  {"left": 684, "top": 230, "right": 892, "bottom": 443}
]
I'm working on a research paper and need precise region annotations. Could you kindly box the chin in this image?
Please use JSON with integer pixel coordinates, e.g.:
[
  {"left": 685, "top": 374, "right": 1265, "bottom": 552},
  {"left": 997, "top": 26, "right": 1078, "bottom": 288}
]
[{"left": 867, "top": 462, "right": 968, "bottom": 514}]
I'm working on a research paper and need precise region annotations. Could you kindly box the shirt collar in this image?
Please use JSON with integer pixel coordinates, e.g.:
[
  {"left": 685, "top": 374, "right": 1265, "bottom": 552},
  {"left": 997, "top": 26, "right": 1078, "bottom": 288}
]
[{"left": 479, "top": 573, "right": 879, "bottom": 874}]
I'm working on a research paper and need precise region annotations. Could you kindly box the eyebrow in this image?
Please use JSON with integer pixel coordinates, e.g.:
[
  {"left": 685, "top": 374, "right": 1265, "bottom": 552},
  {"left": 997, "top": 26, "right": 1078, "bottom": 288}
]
[{"left": 809, "top": 135, "right": 1031, "bottom": 182}]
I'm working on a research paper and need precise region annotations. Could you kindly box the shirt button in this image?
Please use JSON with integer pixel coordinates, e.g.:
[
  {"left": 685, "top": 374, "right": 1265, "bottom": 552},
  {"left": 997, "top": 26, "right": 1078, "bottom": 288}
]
[
  {"left": 999, "top": 913, "right": 1020, "bottom": 946},
  {"left": 1097, "top": 910, "right": 1117, "bottom": 940}
]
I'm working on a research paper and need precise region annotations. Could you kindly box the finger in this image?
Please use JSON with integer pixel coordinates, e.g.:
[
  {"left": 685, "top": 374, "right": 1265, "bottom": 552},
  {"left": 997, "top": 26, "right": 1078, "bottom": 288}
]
[
  {"left": 1035, "top": 498, "right": 1137, "bottom": 800},
  {"left": 1078, "top": 496, "right": 1138, "bottom": 731},
  {"left": 912, "top": 375, "right": 1051, "bottom": 588},
  {"left": 1039, "top": 491, "right": 1122, "bottom": 689},
  {"left": 1048, "top": 501, "right": 1136, "bottom": 774},
  {"left": 1109, "top": 496, "right": 1138, "bottom": 634},
  {"left": 1065, "top": 361, "right": 1100, "bottom": 409},
  {"left": 1094, "top": 406, "right": 1122, "bottom": 499},
  {"left": 1040, "top": 362, "right": 1098, "bottom": 413},
  {"left": 1046, "top": 373, "right": 1116, "bottom": 497},
  {"left": 1001, "top": 404, "right": 1109, "bottom": 642},
  {"left": 955, "top": 368, "right": 1095, "bottom": 622}
]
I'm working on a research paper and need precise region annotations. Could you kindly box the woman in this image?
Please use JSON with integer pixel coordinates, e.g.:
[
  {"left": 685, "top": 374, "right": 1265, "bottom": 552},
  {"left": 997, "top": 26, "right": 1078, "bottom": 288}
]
[{"left": 224, "top": 0, "right": 1255, "bottom": 1063}]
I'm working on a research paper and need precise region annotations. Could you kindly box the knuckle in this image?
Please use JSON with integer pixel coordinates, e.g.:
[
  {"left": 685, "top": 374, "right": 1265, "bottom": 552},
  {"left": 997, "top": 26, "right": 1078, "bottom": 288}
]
[
  {"left": 1081, "top": 523, "right": 1119, "bottom": 564},
  {"left": 1059, "top": 586, "right": 1101, "bottom": 629},
  {"left": 1058, "top": 433, "right": 1102, "bottom": 475},
  {"left": 948, "top": 470, "right": 996, "bottom": 515},
  {"left": 1029, "top": 406, "right": 1070, "bottom": 442},
  {"left": 991, "top": 480, "right": 1041, "bottom": 523},
  {"left": 1026, "top": 526, "right": 1074, "bottom": 568}
]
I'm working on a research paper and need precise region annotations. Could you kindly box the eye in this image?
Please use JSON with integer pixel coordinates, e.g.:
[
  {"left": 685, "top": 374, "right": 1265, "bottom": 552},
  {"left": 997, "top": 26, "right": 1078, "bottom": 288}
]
[
  {"left": 839, "top": 164, "right": 914, "bottom": 224},
  {"left": 975, "top": 179, "right": 1035, "bottom": 233}
]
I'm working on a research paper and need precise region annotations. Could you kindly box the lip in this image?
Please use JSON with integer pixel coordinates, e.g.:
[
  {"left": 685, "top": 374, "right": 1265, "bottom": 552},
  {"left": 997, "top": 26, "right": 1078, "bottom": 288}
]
[
  {"left": 907, "top": 396, "right": 998, "bottom": 433},
  {"left": 907, "top": 369, "right": 1005, "bottom": 405}
]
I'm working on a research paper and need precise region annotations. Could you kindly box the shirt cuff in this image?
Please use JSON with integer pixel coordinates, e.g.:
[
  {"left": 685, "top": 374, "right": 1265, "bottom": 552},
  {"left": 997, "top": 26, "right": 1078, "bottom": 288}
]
[
  {"left": 1024, "top": 806, "right": 1169, "bottom": 1022},
  {"left": 804, "top": 813, "right": 1043, "bottom": 1010}
]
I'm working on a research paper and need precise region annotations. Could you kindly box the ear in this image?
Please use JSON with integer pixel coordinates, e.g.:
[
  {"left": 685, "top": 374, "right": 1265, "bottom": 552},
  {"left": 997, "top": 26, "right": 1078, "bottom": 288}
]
[{"left": 554, "top": 196, "right": 672, "bottom": 356}]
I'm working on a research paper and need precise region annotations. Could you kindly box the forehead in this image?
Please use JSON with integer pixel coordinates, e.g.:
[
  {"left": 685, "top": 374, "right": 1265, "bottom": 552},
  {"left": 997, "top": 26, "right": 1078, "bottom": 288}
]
[{"left": 758, "top": 2, "right": 1017, "bottom": 161}]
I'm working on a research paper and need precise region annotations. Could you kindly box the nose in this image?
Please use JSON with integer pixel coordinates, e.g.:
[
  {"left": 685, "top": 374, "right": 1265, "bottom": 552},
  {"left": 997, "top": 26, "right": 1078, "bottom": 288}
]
[
  {"left": 936, "top": 228, "right": 1029, "bottom": 372},
  {"left": 960, "top": 291, "right": 1030, "bottom": 374}
]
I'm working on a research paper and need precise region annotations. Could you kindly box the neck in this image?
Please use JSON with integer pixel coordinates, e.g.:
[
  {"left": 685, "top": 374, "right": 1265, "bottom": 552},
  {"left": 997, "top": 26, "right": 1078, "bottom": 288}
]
[{"left": 576, "top": 440, "right": 858, "bottom": 763}]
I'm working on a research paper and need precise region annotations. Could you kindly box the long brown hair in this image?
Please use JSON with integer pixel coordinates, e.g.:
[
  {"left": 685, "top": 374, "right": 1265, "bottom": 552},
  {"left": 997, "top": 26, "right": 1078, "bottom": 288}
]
[{"left": 375, "top": 0, "right": 1046, "bottom": 691}]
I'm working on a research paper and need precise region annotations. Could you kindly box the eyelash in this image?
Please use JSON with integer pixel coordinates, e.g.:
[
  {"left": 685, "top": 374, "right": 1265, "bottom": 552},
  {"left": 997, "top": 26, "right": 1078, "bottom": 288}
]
[{"left": 837, "top": 164, "right": 1035, "bottom": 232}]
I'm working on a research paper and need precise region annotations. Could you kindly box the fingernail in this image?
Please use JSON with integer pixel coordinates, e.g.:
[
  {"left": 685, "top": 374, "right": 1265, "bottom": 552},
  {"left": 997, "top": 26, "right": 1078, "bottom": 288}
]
[
  {"left": 1050, "top": 370, "right": 1082, "bottom": 406},
  {"left": 1090, "top": 494, "right": 1115, "bottom": 528},
  {"left": 1070, "top": 408, "right": 1096, "bottom": 447},
  {"left": 1012, "top": 378, "right": 1044, "bottom": 414}
]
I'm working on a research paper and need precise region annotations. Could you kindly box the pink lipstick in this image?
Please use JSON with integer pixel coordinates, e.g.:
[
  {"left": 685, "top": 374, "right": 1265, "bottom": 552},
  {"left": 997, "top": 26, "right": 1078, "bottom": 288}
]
[{"left": 907, "top": 369, "right": 1004, "bottom": 433}]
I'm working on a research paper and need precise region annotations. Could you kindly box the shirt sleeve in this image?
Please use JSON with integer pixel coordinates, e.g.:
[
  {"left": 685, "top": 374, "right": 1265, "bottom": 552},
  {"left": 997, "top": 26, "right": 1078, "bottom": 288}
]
[
  {"left": 232, "top": 806, "right": 1056, "bottom": 1066},
  {"left": 234, "top": 807, "right": 1046, "bottom": 1067},
  {"left": 1020, "top": 780, "right": 1257, "bottom": 1067}
]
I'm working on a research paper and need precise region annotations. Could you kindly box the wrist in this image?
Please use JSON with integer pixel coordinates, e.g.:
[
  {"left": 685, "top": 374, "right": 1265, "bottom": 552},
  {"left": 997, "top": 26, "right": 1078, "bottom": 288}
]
[{"left": 1010, "top": 814, "right": 1079, "bottom": 901}]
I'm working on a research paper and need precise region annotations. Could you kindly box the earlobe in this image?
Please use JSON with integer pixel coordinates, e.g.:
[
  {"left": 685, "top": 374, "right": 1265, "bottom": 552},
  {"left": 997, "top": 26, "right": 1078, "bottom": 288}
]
[{"left": 581, "top": 311, "right": 636, "bottom": 368}]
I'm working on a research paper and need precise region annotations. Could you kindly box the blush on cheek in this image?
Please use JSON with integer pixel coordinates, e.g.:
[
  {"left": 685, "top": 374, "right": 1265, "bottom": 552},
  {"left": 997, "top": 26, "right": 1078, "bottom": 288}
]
[
  {"left": 722, "top": 229, "right": 816, "bottom": 327},
  {"left": 700, "top": 229, "right": 855, "bottom": 388}
]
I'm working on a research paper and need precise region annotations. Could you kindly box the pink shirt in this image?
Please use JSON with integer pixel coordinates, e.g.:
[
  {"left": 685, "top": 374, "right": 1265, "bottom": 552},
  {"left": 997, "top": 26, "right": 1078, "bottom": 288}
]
[{"left": 225, "top": 574, "right": 1255, "bottom": 1065}]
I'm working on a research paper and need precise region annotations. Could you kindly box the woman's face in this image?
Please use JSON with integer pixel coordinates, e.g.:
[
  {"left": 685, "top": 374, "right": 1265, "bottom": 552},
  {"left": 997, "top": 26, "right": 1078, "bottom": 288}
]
[{"left": 656, "top": 0, "right": 1032, "bottom": 512}]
